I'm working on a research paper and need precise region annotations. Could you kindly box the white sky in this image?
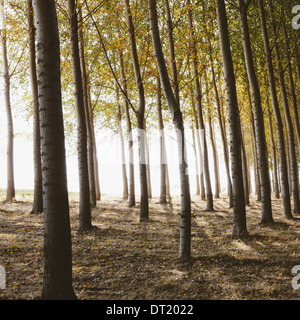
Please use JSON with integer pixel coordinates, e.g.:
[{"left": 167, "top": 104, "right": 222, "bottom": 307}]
[{"left": 0, "top": 89, "right": 231, "bottom": 198}]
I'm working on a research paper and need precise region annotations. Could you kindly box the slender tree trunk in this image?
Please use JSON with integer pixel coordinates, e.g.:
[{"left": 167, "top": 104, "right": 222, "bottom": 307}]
[
  {"left": 201, "top": 0, "right": 224, "bottom": 201},
  {"left": 283, "top": 24, "right": 300, "bottom": 156},
  {"left": 187, "top": 2, "right": 213, "bottom": 211},
  {"left": 192, "top": 124, "right": 200, "bottom": 195},
  {"left": 241, "top": 126, "right": 249, "bottom": 205},
  {"left": 78, "top": 8, "right": 96, "bottom": 207},
  {"left": 248, "top": 92, "right": 261, "bottom": 201},
  {"left": 164, "top": 0, "right": 180, "bottom": 106},
  {"left": 89, "top": 103, "right": 101, "bottom": 201},
  {"left": 156, "top": 76, "right": 167, "bottom": 204},
  {"left": 119, "top": 50, "right": 135, "bottom": 207},
  {"left": 294, "top": 38, "right": 300, "bottom": 139},
  {"left": 285, "top": 123, "right": 292, "bottom": 192},
  {"left": 27, "top": 0, "right": 43, "bottom": 213},
  {"left": 68, "top": 0, "right": 92, "bottom": 230},
  {"left": 192, "top": 94, "right": 205, "bottom": 200},
  {"left": 267, "top": 98, "right": 279, "bottom": 199},
  {"left": 144, "top": 122, "right": 152, "bottom": 199},
  {"left": 258, "top": 0, "right": 292, "bottom": 218},
  {"left": 210, "top": 59, "right": 232, "bottom": 206},
  {"left": 124, "top": 0, "right": 148, "bottom": 221},
  {"left": 149, "top": 0, "right": 192, "bottom": 259},
  {"left": 215, "top": 0, "right": 247, "bottom": 237},
  {"left": 117, "top": 86, "right": 128, "bottom": 200},
  {"left": 270, "top": 4, "right": 300, "bottom": 214},
  {"left": 1, "top": 0, "right": 15, "bottom": 203},
  {"left": 33, "top": 0, "right": 76, "bottom": 299},
  {"left": 238, "top": 0, "right": 273, "bottom": 223},
  {"left": 208, "top": 116, "right": 220, "bottom": 199},
  {"left": 251, "top": 121, "right": 260, "bottom": 199}
]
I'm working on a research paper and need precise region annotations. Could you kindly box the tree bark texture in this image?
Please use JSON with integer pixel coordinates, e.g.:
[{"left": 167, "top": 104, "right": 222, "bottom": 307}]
[
  {"left": 1, "top": 0, "right": 15, "bottom": 202},
  {"left": 215, "top": 0, "right": 247, "bottom": 237},
  {"left": 33, "top": 0, "right": 76, "bottom": 299},
  {"left": 68, "top": 0, "right": 92, "bottom": 230},
  {"left": 238, "top": 0, "right": 273, "bottom": 224},
  {"left": 124, "top": 0, "right": 149, "bottom": 221},
  {"left": 27, "top": 0, "right": 43, "bottom": 213},
  {"left": 258, "top": 0, "right": 292, "bottom": 218},
  {"left": 149, "top": 0, "right": 192, "bottom": 259},
  {"left": 187, "top": 2, "right": 213, "bottom": 211}
]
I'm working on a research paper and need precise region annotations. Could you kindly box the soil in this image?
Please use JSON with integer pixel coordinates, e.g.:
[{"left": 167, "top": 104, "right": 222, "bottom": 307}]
[{"left": 0, "top": 192, "right": 300, "bottom": 300}]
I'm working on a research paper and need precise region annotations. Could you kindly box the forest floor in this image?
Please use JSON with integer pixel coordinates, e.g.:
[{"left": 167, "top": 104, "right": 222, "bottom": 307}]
[{"left": 0, "top": 191, "right": 300, "bottom": 300}]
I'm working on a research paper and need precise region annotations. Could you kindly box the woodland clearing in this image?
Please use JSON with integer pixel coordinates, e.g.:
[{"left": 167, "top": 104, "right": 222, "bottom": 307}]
[{"left": 0, "top": 191, "right": 300, "bottom": 300}]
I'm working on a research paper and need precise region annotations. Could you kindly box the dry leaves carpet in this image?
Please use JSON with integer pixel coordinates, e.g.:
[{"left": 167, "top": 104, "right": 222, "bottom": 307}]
[{"left": 0, "top": 191, "right": 300, "bottom": 300}]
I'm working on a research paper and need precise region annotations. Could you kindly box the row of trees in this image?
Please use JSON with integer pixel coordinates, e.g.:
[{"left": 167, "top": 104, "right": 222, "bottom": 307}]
[{"left": 1, "top": 0, "right": 299, "bottom": 298}]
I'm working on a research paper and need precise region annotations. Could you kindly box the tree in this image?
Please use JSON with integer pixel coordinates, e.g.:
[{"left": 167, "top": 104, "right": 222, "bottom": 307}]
[
  {"left": 67, "top": 0, "right": 92, "bottom": 230},
  {"left": 215, "top": 0, "right": 247, "bottom": 237},
  {"left": 78, "top": 6, "right": 97, "bottom": 207},
  {"left": 27, "top": 0, "right": 43, "bottom": 213},
  {"left": 148, "top": 0, "right": 192, "bottom": 259},
  {"left": 267, "top": 97, "right": 279, "bottom": 199},
  {"left": 1, "top": 0, "right": 15, "bottom": 202},
  {"left": 270, "top": 1, "right": 300, "bottom": 215},
  {"left": 237, "top": 0, "right": 273, "bottom": 224},
  {"left": 187, "top": 0, "right": 214, "bottom": 211},
  {"left": 257, "top": 0, "right": 292, "bottom": 219},
  {"left": 124, "top": 0, "right": 149, "bottom": 221},
  {"left": 116, "top": 84, "right": 129, "bottom": 200},
  {"left": 33, "top": 0, "right": 76, "bottom": 299},
  {"left": 201, "top": 1, "right": 233, "bottom": 207},
  {"left": 156, "top": 76, "right": 168, "bottom": 204},
  {"left": 282, "top": 23, "right": 300, "bottom": 158},
  {"left": 119, "top": 50, "right": 136, "bottom": 207}
]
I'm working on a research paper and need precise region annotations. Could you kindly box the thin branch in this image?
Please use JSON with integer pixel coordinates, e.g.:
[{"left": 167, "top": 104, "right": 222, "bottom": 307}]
[
  {"left": 55, "top": 1, "right": 69, "bottom": 19},
  {"left": 78, "top": 0, "right": 108, "bottom": 25},
  {"left": 226, "top": 0, "right": 238, "bottom": 9},
  {"left": 9, "top": 39, "right": 28, "bottom": 78},
  {"left": 84, "top": 0, "right": 137, "bottom": 115}
]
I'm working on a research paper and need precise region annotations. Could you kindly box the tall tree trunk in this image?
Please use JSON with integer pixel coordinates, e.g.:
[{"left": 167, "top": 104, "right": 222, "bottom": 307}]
[
  {"left": 270, "top": 3, "right": 300, "bottom": 215},
  {"left": 267, "top": 98, "right": 279, "bottom": 199},
  {"left": 248, "top": 91, "right": 261, "bottom": 201},
  {"left": 294, "top": 37, "right": 300, "bottom": 129},
  {"left": 187, "top": 1, "right": 213, "bottom": 211},
  {"left": 88, "top": 99, "right": 101, "bottom": 201},
  {"left": 208, "top": 116, "right": 220, "bottom": 199},
  {"left": 117, "top": 86, "right": 128, "bottom": 200},
  {"left": 215, "top": 0, "right": 247, "bottom": 237},
  {"left": 124, "top": 0, "right": 148, "bottom": 221},
  {"left": 149, "top": 0, "right": 192, "bottom": 259},
  {"left": 209, "top": 57, "right": 232, "bottom": 206},
  {"left": 119, "top": 50, "right": 135, "bottom": 207},
  {"left": 251, "top": 120, "right": 260, "bottom": 200},
  {"left": 1, "top": 0, "right": 15, "bottom": 202},
  {"left": 192, "top": 123, "right": 200, "bottom": 196},
  {"left": 68, "top": 0, "right": 92, "bottom": 230},
  {"left": 164, "top": 0, "right": 180, "bottom": 106},
  {"left": 238, "top": 0, "right": 273, "bottom": 224},
  {"left": 283, "top": 24, "right": 300, "bottom": 156},
  {"left": 191, "top": 92, "right": 205, "bottom": 200},
  {"left": 258, "top": 0, "right": 292, "bottom": 218},
  {"left": 33, "top": 0, "right": 76, "bottom": 299},
  {"left": 144, "top": 123, "right": 152, "bottom": 199},
  {"left": 201, "top": 0, "right": 224, "bottom": 201},
  {"left": 241, "top": 126, "right": 249, "bottom": 205},
  {"left": 27, "top": 0, "right": 43, "bottom": 213},
  {"left": 78, "top": 8, "right": 96, "bottom": 207},
  {"left": 156, "top": 76, "right": 167, "bottom": 204}
]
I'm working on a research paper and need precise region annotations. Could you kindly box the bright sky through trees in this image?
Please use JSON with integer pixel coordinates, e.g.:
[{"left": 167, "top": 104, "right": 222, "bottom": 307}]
[{"left": 0, "top": 94, "right": 226, "bottom": 195}]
